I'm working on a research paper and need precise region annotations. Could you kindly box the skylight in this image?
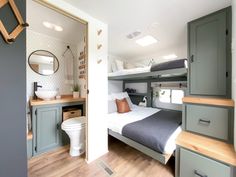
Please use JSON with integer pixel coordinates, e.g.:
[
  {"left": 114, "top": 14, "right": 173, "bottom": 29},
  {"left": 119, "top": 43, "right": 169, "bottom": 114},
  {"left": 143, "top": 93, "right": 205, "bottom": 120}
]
[{"left": 136, "top": 35, "right": 157, "bottom": 47}]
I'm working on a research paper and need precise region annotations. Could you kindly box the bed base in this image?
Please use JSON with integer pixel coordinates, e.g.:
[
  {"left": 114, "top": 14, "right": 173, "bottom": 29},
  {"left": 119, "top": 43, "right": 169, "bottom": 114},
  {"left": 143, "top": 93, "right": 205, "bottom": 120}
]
[{"left": 108, "top": 129, "right": 172, "bottom": 165}]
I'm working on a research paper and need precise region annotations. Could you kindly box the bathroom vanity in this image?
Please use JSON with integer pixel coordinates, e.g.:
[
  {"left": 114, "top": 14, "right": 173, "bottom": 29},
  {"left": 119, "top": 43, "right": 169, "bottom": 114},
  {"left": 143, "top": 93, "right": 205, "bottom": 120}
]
[{"left": 28, "top": 96, "right": 86, "bottom": 157}]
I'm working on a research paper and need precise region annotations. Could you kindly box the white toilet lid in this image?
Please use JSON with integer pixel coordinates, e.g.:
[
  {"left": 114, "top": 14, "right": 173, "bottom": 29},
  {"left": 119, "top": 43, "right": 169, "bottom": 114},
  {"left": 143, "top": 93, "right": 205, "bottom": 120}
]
[{"left": 62, "top": 116, "right": 86, "bottom": 128}]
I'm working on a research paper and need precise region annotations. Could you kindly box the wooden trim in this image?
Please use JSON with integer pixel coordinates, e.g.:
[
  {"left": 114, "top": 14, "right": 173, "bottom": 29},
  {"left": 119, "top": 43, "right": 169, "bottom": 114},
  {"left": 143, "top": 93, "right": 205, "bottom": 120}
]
[
  {"left": 0, "top": 0, "right": 8, "bottom": 8},
  {"left": 182, "top": 96, "right": 234, "bottom": 107},
  {"left": 30, "top": 95, "right": 86, "bottom": 106},
  {"left": 176, "top": 131, "right": 236, "bottom": 166},
  {"left": 27, "top": 131, "right": 33, "bottom": 140}
]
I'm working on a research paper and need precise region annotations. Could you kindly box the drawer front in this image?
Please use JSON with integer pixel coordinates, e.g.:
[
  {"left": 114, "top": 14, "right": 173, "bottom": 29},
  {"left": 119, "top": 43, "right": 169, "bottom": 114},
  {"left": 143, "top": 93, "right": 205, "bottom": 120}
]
[
  {"left": 63, "top": 110, "right": 81, "bottom": 121},
  {"left": 180, "top": 148, "right": 230, "bottom": 177},
  {"left": 186, "top": 105, "right": 228, "bottom": 140}
]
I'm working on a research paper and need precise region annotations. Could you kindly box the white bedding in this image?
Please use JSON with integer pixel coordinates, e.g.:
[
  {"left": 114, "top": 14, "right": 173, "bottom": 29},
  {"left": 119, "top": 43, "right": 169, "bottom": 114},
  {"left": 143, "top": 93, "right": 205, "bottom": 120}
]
[
  {"left": 107, "top": 105, "right": 182, "bottom": 154},
  {"left": 108, "top": 66, "right": 151, "bottom": 77}
]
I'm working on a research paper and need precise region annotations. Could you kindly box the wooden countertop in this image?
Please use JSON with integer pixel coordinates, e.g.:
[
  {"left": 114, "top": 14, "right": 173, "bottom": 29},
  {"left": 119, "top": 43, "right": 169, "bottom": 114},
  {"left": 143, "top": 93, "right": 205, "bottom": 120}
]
[
  {"left": 182, "top": 96, "right": 234, "bottom": 107},
  {"left": 27, "top": 131, "right": 33, "bottom": 140},
  {"left": 30, "top": 95, "right": 86, "bottom": 106},
  {"left": 176, "top": 131, "right": 236, "bottom": 166}
]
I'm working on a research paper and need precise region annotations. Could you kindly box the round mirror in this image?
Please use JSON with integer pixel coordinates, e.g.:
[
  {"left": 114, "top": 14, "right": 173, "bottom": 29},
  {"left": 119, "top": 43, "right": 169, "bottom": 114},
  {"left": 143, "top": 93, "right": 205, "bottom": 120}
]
[{"left": 28, "top": 50, "right": 59, "bottom": 76}]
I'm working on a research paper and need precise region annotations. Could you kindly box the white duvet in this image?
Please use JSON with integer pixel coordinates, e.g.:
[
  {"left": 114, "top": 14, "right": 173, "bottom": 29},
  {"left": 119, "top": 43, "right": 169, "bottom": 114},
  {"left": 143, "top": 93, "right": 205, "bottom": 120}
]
[
  {"left": 107, "top": 105, "right": 182, "bottom": 154},
  {"left": 108, "top": 66, "right": 151, "bottom": 77}
]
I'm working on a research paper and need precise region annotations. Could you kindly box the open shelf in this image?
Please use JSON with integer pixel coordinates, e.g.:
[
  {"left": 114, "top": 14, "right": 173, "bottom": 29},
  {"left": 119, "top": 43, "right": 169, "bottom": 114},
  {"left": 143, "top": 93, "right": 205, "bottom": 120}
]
[{"left": 128, "top": 93, "right": 148, "bottom": 96}]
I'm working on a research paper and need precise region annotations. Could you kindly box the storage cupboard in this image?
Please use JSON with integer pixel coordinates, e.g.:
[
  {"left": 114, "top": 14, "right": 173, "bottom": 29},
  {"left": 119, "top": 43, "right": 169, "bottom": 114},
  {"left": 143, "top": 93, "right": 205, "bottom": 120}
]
[{"left": 188, "top": 7, "right": 231, "bottom": 97}]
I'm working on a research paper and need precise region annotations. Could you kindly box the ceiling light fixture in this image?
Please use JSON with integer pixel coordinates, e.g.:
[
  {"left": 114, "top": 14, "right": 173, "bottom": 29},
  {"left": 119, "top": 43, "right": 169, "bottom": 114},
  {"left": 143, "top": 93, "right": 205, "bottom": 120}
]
[
  {"left": 43, "top": 21, "right": 53, "bottom": 29},
  {"left": 163, "top": 54, "right": 178, "bottom": 59},
  {"left": 136, "top": 35, "right": 157, "bottom": 47},
  {"left": 43, "top": 21, "right": 63, "bottom": 32},
  {"left": 54, "top": 25, "right": 63, "bottom": 32}
]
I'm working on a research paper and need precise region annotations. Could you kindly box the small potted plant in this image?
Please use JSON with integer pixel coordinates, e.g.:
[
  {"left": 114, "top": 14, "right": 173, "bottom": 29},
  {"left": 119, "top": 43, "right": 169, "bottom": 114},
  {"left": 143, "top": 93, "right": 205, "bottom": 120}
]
[{"left": 73, "top": 84, "right": 80, "bottom": 98}]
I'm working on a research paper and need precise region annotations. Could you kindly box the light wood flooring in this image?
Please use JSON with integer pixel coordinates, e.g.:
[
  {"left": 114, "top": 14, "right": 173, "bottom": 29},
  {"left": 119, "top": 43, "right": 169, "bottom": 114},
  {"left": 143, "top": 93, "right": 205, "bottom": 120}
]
[{"left": 28, "top": 137, "right": 175, "bottom": 177}]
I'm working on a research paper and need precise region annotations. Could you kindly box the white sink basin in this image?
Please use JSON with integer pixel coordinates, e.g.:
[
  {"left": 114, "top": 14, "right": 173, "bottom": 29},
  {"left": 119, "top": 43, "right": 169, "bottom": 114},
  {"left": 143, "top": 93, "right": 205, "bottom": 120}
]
[{"left": 35, "top": 90, "right": 57, "bottom": 100}]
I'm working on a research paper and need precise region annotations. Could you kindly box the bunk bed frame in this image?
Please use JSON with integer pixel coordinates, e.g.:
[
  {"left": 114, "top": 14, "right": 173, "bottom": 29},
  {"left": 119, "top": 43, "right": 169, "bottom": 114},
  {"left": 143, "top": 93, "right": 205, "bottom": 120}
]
[{"left": 108, "top": 67, "right": 187, "bottom": 164}]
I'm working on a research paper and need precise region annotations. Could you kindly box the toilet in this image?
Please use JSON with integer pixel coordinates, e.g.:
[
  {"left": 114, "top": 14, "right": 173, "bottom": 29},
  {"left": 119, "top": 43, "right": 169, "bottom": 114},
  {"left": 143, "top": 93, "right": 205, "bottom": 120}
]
[{"left": 61, "top": 116, "right": 86, "bottom": 157}]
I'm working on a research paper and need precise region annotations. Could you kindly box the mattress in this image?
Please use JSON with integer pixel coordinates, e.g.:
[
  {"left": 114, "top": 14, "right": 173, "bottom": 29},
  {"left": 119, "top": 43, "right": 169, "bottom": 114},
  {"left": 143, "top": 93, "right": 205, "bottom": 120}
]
[
  {"left": 108, "top": 66, "right": 151, "bottom": 77},
  {"left": 151, "top": 59, "right": 188, "bottom": 72},
  {"left": 107, "top": 106, "right": 182, "bottom": 154}
]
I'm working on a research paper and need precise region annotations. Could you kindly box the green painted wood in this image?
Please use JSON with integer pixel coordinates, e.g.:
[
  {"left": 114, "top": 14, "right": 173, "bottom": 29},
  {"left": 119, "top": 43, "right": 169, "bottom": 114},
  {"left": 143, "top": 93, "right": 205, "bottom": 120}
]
[
  {"left": 186, "top": 104, "right": 229, "bottom": 141},
  {"left": 35, "top": 106, "right": 61, "bottom": 155},
  {"left": 188, "top": 9, "right": 228, "bottom": 96},
  {"left": 180, "top": 148, "right": 231, "bottom": 177},
  {"left": 27, "top": 139, "right": 32, "bottom": 159}
]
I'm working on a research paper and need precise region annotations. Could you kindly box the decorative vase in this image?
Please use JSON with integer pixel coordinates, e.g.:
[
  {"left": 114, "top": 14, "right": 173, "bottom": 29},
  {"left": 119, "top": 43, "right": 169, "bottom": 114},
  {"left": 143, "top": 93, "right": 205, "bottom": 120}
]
[{"left": 73, "top": 91, "right": 80, "bottom": 98}]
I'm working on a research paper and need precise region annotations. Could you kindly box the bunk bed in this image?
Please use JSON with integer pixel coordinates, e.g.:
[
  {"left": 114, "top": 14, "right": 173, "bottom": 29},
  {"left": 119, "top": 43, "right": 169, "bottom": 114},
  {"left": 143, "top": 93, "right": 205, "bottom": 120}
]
[
  {"left": 108, "top": 59, "right": 188, "bottom": 81},
  {"left": 107, "top": 59, "right": 188, "bottom": 165}
]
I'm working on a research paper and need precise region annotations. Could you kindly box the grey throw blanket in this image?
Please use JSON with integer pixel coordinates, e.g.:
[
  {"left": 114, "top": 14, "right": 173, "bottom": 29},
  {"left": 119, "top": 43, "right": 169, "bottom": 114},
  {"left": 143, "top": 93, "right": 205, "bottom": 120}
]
[{"left": 122, "top": 110, "right": 182, "bottom": 153}]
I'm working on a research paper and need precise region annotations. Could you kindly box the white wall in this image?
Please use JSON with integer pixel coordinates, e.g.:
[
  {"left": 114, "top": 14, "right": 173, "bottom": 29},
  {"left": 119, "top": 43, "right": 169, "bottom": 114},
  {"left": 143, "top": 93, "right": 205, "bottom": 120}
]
[
  {"left": 42, "top": 0, "right": 108, "bottom": 162},
  {"left": 125, "top": 44, "right": 187, "bottom": 67},
  {"left": 27, "top": 30, "right": 78, "bottom": 97},
  {"left": 232, "top": 0, "right": 236, "bottom": 151}
]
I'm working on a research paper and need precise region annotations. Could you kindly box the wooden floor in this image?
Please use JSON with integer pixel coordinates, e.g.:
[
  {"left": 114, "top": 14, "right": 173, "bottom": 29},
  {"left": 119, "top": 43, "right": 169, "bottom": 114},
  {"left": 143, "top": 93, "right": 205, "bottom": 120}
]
[{"left": 28, "top": 137, "right": 175, "bottom": 177}]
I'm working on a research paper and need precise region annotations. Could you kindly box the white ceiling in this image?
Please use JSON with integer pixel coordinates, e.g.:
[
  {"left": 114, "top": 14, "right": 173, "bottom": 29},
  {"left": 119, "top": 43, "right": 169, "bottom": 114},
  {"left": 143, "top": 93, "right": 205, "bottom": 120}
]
[
  {"left": 27, "top": 0, "right": 86, "bottom": 45},
  {"left": 65, "top": 0, "right": 231, "bottom": 59}
]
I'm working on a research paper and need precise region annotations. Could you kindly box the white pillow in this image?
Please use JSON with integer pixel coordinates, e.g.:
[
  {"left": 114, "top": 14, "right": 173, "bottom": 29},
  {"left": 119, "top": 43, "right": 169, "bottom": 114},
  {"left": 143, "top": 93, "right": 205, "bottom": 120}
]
[
  {"left": 124, "top": 62, "right": 136, "bottom": 69},
  {"left": 111, "top": 61, "right": 118, "bottom": 72},
  {"left": 115, "top": 60, "right": 124, "bottom": 71},
  {"left": 108, "top": 100, "right": 117, "bottom": 113},
  {"left": 111, "top": 92, "right": 134, "bottom": 109}
]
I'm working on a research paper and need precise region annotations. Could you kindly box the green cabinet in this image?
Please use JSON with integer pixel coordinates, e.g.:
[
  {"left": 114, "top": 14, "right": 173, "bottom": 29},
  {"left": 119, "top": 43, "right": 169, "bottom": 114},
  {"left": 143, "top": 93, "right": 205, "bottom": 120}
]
[
  {"left": 32, "top": 106, "right": 62, "bottom": 156},
  {"left": 188, "top": 7, "right": 231, "bottom": 97},
  {"left": 179, "top": 148, "right": 231, "bottom": 177}
]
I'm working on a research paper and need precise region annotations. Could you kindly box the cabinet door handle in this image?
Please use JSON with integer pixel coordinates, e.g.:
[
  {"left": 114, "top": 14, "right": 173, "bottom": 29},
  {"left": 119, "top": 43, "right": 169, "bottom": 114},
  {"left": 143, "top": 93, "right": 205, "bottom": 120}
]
[
  {"left": 199, "top": 119, "right": 211, "bottom": 125},
  {"left": 56, "top": 123, "right": 60, "bottom": 130},
  {"left": 190, "top": 55, "right": 194, "bottom": 63},
  {"left": 194, "top": 170, "right": 208, "bottom": 177}
]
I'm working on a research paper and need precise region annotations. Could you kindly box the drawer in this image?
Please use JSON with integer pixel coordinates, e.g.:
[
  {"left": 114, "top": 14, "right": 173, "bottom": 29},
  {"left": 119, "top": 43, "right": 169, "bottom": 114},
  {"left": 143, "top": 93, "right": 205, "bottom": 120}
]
[
  {"left": 180, "top": 148, "right": 231, "bottom": 177},
  {"left": 63, "top": 109, "right": 81, "bottom": 121},
  {"left": 186, "top": 105, "right": 229, "bottom": 141}
]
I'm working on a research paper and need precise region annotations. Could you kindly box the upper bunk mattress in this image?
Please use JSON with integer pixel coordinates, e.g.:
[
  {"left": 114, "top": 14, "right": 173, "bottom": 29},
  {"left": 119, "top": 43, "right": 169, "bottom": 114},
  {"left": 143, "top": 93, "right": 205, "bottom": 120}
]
[
  {"left": 151, "top": 59, "right": 187, "bottom": 72},
  {"left": 108, "top": 66, "right": 150, "bottom": 77},
  {"left": 107, "top": 106, "right": 182, "bottom": 154}
]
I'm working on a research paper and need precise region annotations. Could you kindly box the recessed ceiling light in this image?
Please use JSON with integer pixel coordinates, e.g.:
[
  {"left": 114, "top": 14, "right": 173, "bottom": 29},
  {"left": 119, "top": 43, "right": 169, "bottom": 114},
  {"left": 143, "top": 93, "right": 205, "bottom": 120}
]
[
  {"left": 54, "top": 25, "right": 63, "bottom": 32},
  {"left": 43, "top": 21, "right": 53, "bottom": 29},
  {"left": 163, "top": 54, "right": 178, "bottom": 59},
  {"left": 43, "top": 21, "right": 63, "bottom": 32},
  {"left": 136, "top": 35, "right": 157, "bottom": 47}
]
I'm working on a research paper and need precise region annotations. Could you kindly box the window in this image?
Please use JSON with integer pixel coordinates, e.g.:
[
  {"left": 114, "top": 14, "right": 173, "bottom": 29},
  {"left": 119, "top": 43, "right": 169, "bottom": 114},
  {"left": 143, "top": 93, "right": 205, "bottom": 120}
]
[{"left": 157, "top": 89, "right": 184, "bottom": 104}]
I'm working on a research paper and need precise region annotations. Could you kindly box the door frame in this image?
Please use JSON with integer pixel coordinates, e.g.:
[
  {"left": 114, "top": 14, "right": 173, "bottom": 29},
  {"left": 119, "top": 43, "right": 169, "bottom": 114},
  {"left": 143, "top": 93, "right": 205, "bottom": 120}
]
[{"left": 33, "top": 0, "right": 89, "bottom": 161}]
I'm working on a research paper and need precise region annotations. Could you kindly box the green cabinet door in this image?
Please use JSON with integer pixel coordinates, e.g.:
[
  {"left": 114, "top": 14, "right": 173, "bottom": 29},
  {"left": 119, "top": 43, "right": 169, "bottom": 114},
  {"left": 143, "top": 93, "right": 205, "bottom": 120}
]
[
  {"left": 188, "top": 9, "right": 227, "bottom": 96},
  {"left": 34, "top": 106, "right": 61, "bottom": 155}
]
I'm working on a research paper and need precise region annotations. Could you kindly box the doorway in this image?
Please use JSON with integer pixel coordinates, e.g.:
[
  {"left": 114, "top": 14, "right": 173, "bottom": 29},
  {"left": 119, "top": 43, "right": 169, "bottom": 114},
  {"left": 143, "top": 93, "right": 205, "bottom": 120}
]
[{"left": 26, "top": 0, "right": 89, "bottom": 167}]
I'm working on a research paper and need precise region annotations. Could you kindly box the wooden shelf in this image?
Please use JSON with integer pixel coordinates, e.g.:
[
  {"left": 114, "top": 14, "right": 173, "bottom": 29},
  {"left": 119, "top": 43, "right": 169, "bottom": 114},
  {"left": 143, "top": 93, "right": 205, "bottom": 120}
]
[
  {"left": 176, "top": 131, "right": 236, "bottom": 166},
  {"left": 182, "top": 96, "right": 234, "bottom": 107},
  {"left": 27, "top": 131, "right": 33, "bottom": 140},
  {"left": 30, "top": 95, "right": 86, "bottom": 106},
  {"left": 128, "top": 93, "right": 147, "bottom": 96}
]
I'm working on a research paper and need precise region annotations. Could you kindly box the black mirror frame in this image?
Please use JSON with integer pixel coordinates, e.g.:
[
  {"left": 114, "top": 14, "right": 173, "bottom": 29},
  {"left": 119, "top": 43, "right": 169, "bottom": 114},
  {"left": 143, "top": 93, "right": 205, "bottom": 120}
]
[{"left": 28, "top": 50, "right": 59, "bottom": 76}]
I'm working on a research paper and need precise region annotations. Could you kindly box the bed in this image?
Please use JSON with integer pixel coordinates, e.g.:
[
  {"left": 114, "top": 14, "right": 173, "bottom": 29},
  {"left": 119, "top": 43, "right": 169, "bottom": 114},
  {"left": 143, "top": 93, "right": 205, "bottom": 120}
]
[
  {"left": 107, "top": 102, "right": 182, "bottom": 164},
  {"left": 108, "top": 59, "right": 188, "bottom": 81}
]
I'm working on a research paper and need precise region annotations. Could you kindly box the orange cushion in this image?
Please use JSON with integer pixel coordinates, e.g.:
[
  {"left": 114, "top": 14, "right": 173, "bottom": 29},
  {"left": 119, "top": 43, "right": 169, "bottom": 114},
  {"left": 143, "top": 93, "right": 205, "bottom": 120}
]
[{"left": 116, "top": 98, "right": 131, "bottom": 113}]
